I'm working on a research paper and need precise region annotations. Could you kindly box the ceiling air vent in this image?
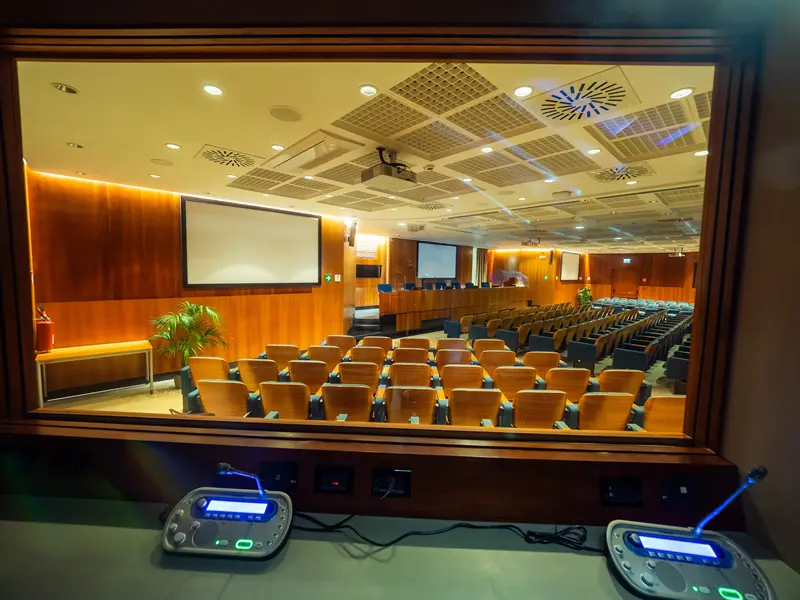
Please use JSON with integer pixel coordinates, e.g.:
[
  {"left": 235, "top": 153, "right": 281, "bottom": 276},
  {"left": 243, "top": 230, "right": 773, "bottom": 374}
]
[
  {"left": 589, "top": 162, "right": 654, "bottom": 183},
  {"left": 406, "top": 224, "right": 426, "bottom": 232},
  {"left": 196, "top": 145, "right": 264, "bottom": 168},
  {"left": 264, "top": 130, "right": 364, "bottom": 175},
  {"left": 417, "top": 202, "right": 451, "bottom": 211}
]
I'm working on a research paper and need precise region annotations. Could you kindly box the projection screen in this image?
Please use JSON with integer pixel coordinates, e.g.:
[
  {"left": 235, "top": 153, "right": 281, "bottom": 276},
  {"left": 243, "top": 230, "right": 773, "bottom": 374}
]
[
  {"left": 417, "top": 242, "right": 457, "bottom": 279},
  {"left": 182, "top": 196, "right": 321, "bottom": 287},
  {"left": 560, "top": 251, "right": 581, "bottom": 282}
]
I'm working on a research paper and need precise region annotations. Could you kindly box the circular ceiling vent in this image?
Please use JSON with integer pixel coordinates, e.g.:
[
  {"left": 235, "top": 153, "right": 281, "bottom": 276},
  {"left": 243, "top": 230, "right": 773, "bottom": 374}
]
[
  {"left": 540, "top": 82, "right": 626, "bottom": 121},
  {"left": 51, "top": 82, "right": 79, "bottom": 94},
  {"left": 150, "top": 158, "right": 173, "bottom": 167},
  {"left": 269, "top": 105, "right": 303, "bottom": 122},
  {"left": 590, "top": 164, "right": 652, "bottom": 182},
  {"left": 418, "top": 202, "right": 450, "bottom": 211},
  {"left": 201, "top": 148, "right": 257, "bottom": 168}
]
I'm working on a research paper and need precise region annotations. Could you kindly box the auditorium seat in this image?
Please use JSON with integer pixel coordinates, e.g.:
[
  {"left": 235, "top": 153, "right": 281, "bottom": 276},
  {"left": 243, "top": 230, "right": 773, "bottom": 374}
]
[
  {"left": 511, "top": 390, "right": 568, "bottom": 429},
  {"left": 491, "top": 366, "right": 537, "bottom": 401},
  {"left": 194, "top": 380, "right": 260, "bottom": 418},
  {"left": 481, "top": 282, "right": 491, "bottom": 288},
  {"left": 440, "top": 364, "right": 487, "bottom": 397},
  {"left": 443, "top": 314, "right": 473, "bottom": 338},
  {"left": 349, "top": 345, "right": 387, "bottom": 366},
  {"left": 423, "top": 283, "right": 434, "bottom": 291},
  {"left": 324, "top": 334, "right": 357, "bottom": 355},
  {"left": 468, "top": 318, "right": 502, "bottom": 340},
  {"left": 448, "top": 388, "right": 512, "bottom": 427},
  {"left": 189, "top": 356, "right": 236, "bottom": 384},
  {"left": 563, "top": 392, "right": 636, "bottom": 430},
  {"left": 377, "top": 284, "right": 393, "bottom": 293},
  {"left": 665, "top": 352, "right": 690, "bottom": 394},
  {"left": 473, "top": 313, "right": 488, "bottom": 327},
  {"left": 630, "top": 395, "right": 686, "bottom": 433},
  {"left": 336, "top": 361, "right": 382, "bottom": 393},
  {"left": 235, "top": 358, "right": 279, "bottom": 392},
  {"left": 260, "top": 381, "right": 311, "bottom": 420},
  {"left": 390, "top": 347, "right": 431, "bottom": 365},
  {"left": 359, "top": 336, "right": 394, "bottom": 355},
  {"left": 435, "top": 338, "right": 469, "bottom": 353},
  {"left": 307, "top": 345, "right": 343, "bottom": 372},
  {"left": 588, "top": 369, "right": 652, "bottom": 406},
  {"left": 404, "top": 283, "right": 415, "bottom": 291},
  {"left": 521, "top": 351, "right": 564, "bottom": 379},
  {"left": 261, "top": 344, "right": 301, "bottom": 371},
  {"left": 472, "top": 338, "right": 507, "bottom": 359},
  {"left": 320, "top": 383, "right": 375, "bottom": 422},
  {"left": 496, "top": 323, "right": 531, "bottom": 353},
  {"left": 397, "top": 337, "right": 432, "bottom": 351},
  {"left": 478, "top": 349, "right": 517, "bottom": 377},
  {"left": 465, "top": 282, "right": 475, "bottom": 289},
  {"left": 545, "top": 367, "right": 592, "bottom": 403},
  {"left": 376, "top": 386, "right": 445, "bottom": 424},
  {"left": 452, "top": 282, "right": 462, "bottom": 289},
  {"left": 287, "top": 359, "right": 331, "bottom": 395},
  {"left": 435, "top": 348, "right": 474, "bottom": 371},
  {"left": 381, "top": 362, "right": 434, "bottom": 387}
]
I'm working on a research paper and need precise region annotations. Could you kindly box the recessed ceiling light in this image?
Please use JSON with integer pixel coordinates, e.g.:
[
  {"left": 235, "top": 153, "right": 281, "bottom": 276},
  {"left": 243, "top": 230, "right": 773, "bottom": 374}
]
[
  {"left": 203, "top": 85, "right": 223, "bottom": 96},
  {"left": 576, "top": 225, "right": 585, "bottom": 229},
  {"left": 544, "top": 178, "right": 555, "bottom": 183},
  {"left": 227, "top": 174, "right": 237, "bottom": 179},
  {"left": 611, "top": 211, "right": 617, "bottom": 214},
  {"left": 670, "top": 87, "right": 694, "bottom": 99},
  {"left": 586, "top": 148, "right": 601, "bottom": 155},
  {"left": 165, "top": 143, "right": 181, "bottom": 150},
  {"left": 360, "top": 84, "right": 378, "bottom": 96},
  {"left": 66, "top": 142, "right": 83, "bottom": 149},
  {"left": 514, "top": 86, "right": 533, "bottom": 97},
  {"left": 51, "top": 82, "right": 79, "bottom": 94},
  {"left": 481, "top": 146, "right": 493, "bottom": 153},
  {"left": 76, "top": 171, "right": 86, "bottom": 175},
  {"left": 389, "top": 196, "right": 396, "bottom": 199},
  {"left": 614, "top": 237, "right": 623, "bottom": 240},
  {"left": 149, "top": 174, "right": 161, "bottom": 179},
  {"left": 518, "top": 197, "right": 525, "bottom": 201},
  {"left": 462, "top": 178, "right": 472, "bottom": 183},
  {"left": 626, "top": 180, "right": 638, "bottom": 185},
  {"left": 303, "top": 175, "right": 314, "bottom": 180},
  {"left": 271, "top": 144, "right": 285, "bottom": 151},
  {"left": 452, "top": 196, "right": 459, "bottom": 200},
  {"left": 446, "top": 209, "right": 452, "bottom": 212},
  {"left": 262, "top": 194, "right": 269, "bottom": 197},
  {"left": 338, "top": 207, "right": 345, "bottom": 210},
  {"left": 695, "top": 150, "right": 709, "bottom": 156},
  {"left": 399, "top": 222, "right": 406, "bottom": 226},
  {"left": 391, "top": 208, "right": 397, "bottom": 211}
]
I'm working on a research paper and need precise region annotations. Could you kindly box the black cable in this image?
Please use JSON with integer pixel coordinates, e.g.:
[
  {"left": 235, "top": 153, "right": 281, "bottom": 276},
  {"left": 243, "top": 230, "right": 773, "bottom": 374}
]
[
  {"left": 293, "top": 513, "right": 605, "bottom": 554},
  {"left": 376, "top": 147, "right": 411, "bottom": 174}
]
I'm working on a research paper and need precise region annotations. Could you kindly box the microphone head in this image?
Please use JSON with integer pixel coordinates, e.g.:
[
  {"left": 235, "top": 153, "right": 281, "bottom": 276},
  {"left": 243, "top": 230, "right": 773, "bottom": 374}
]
[
  {"left": 217, "top": 462, "right": 232, "bottom": 474},
  {"left": 748, "top": 466, "right": 767, "bottom": 483}
]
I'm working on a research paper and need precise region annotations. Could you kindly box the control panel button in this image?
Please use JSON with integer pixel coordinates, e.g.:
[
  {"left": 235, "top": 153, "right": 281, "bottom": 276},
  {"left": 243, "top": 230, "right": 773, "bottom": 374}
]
[
  {"left": 191, "top": 521, "right": 201, "bottom": 530},
  {"left": 698, "top": 586, "right": 711, "bottom": 594},
  {"left": 630, "top": 533, "right": 640, "bottom": 545},
  {"left": 234, "top": 515, "right": 240, "bottom": 520},
  {"left": 640, "top": 574, "right": 654, "bottom": 587},
  {"left": 676, "top": 555, "right": 683, "bottom": 561},
  {"left": 226, "top": 514, "right": 233, "bottom": 520},
  {"left": 666, "top": 554, "right": 674, "bottom": 560},
  {"left": 168, "top": 523, "right": 178, "bottom": 532},
  {"left": 745, "top": 594, "right": 757, "bottom": 600},
  {"left": 235, "top": 539, "right": 254, "bottom": 551},
  {"left": 218, "top": 540, "right": 229, "bottom": 547},
  {"left": 622, "top": 561, "right": 632, "bottom": 571},
  {"left": 657, "top": 552, "right": 666, "bottom": 558},
  {"left": 196, "top": 498, "right": 207, "bottom": 509},
  {"left": 685, "top": 556, "right": 693, "bottom": 562},
  {"left": 614, "top": 545, "right": 624, "bottom": 555},
  {"left": 648, "top": 551, "right": 656, "bottom": 557},
  {"left": 646, "top": 561, "right": 656, "bottom": 570},
  {"left": 175, "top": 509, "right": 184, "bottom": 518},
  {"left": 254, "top": 542, "right": 264, "bottom": 549},
  {"left": 255, "top": 516, "right": 262, "bottom": 522},
  {"left": 718, "top": 588, "right": 744, "bottom": 600},
  {"left": 247, "top": 516, "right": 254, "bottom": 521},
  {"left": 173, "top": 532, "right": 186, "bottom": 545}
]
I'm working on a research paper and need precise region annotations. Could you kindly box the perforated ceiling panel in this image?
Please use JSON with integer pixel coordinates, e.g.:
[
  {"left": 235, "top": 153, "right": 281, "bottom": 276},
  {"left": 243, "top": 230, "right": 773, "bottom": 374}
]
[
  {"left": 391, "top": 63, "right": 496, "bottom": 114},
  {"left": 609, "top": 127, "right": 701, "bottom": 159},
  {"left": 594, "top": 101, "right": 688, "bottom": 139},
  {"left": 431, "top": 178, "right": 474, "bottom": 194},
  {"left": 396, "top": 121, "right": 474, "bottom": 158},
  {"left": 588, "top": 162, "right": 654, "bottom": 182},
  {"left": 702, "top": 119, "right": 711, "bottom": 141},
  {"left": 196, "top": 144, "right": 264, "bottom": 168},
  {"left": 415, "top": 170, "right": 450, "bottom": 185},
  {"left": 333, "top": 94, "right": 429, "bottom": 139},
  {"left": 534, "top": 151, "right": 600, "bottom": 176},
  {"left": 269, "top": 177, "right": 341, "bottom": 200},
  {"left": 472, "top": 163, "right": 544, "bottom": 187},
  {"left": 655, "top": 187, "right": 705, "bottom": 207},
  {"left": 694, "top": 91, "right": 712, "bottom": 120},
  {"left": 509, "top": 134, "right": 574, "bottom": 159},
  {"left": 596, "top": 195, "right": 647, "bottom": 209},
  {"left": 226, "top": 167, "right": 294, "bottom": 193},
  {"left": 395, "top": 186, "right": 451, "bottom": 203},
  {"left": 316, "top": 163, "right": 363, "bottom": 185},
  {"left": 447, "top": 93, "right": 544, "bottom": 139}
]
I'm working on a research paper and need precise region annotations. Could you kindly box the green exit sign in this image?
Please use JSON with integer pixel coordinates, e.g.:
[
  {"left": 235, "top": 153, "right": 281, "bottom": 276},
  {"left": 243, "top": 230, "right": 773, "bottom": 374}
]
[{"left": 324, "top": 273, "right": 333, "bottom": 282}]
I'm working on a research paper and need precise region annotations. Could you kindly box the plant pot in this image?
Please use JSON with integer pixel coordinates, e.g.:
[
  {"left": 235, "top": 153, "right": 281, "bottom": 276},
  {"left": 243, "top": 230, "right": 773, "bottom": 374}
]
[{"left": 173, "top": 373, "right": 182, "bottom": 390}]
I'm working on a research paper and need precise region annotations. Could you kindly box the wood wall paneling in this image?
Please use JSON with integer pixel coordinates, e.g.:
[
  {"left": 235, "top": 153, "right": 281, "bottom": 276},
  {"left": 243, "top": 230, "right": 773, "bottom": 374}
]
[
  {"left": 587, "top": 253, "right": 698, "bottom": 302},
  {"left": 354, "top": 235, "right": 387, "bottom": 307},
  {"left": 385, "top": 238, "right": 474, "bottom": 293},
  {"left": 490, "top": 249, "right": 584, "bottom": 306},
  {"left": 27, "top": 172, "right": 347, "bottom": 390}
]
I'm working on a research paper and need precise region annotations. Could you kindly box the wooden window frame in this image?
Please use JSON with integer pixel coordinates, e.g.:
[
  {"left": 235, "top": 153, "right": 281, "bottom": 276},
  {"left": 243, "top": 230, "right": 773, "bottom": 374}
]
[{"left": 0, "top": 27, "right": 756, "bottom": 458}]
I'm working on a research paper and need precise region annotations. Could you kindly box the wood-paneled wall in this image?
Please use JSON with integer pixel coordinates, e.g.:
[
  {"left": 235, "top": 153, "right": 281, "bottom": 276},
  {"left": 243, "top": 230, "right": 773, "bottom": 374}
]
[
  {"left": 387, "top": 237, "right": 474, "bottom": 292},
  {"left": 354, "top": 234, "right": 388, "bottom": 308},
  {"left": 588, "top": 253, "right": 698, "bottom": 302},
  {"left": 490, "top": 249, "right": 586, "bottom": 306},
  {"left": 27, "top": 172, "right": 348, "bottom": 390}
]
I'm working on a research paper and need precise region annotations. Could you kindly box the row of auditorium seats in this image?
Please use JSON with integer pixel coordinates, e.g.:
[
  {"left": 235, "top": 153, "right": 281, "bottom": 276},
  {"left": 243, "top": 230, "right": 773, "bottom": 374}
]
[
  {"left": 443, "top": 302, "right": 578, "bottom": 340},
  {"left": 592, "top": 297, "right": 695, "bottom": 316},
  {"left": 378, "top": 282, "right": 492, "bottom": 292},
  {"left": 175, "top": 335, "right": 682, "bottom": 433}
]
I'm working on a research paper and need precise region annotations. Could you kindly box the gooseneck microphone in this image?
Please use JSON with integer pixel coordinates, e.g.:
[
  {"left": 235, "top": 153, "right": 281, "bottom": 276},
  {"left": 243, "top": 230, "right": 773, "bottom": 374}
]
[
  {"left": 692, "top": 466, "right": 767, "bottom": 537},
  {"left": 217, "top": 462, "right": 266, "bottom": 498}
]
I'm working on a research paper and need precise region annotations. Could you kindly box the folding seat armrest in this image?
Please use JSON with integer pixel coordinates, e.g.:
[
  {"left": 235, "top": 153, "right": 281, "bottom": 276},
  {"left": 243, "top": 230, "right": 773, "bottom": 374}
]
[
  {"left": 514, "top": 359, "right": 523, "bottom": 366},
  {"left": 385, "top": 351, "right": 393, "bottom": 365},
  {"left": 258, "top": 351, "right": 267, "bottom": 359},
  {"left": 535, "top": 376, "right": 546, "bottom": 390},
  {"left": 229, "top": 367, "right": 240, "bottom": 381},
  {"left": 265, "top": 411, "right": 279, "bottom": 419},
  {"left": 498, "top": 401, "right": 514, "bottom": 427},
  {"left": 300, "top": 352, "right": 309, "bottom": 360},
  {"left": 336, "top": 414, "right": 349, "bottom": 422},
  {"left": 430, "top": 345, "right": 436, "bottom": 353},
  {"left": 465, "top": 344, "right": 473, "bottom": 352},
  {"left": 246, "top": 393, "right": 264, "bottom": 418},
  {"left": 471, "top": 359, "right": 480, "bottom": 365},
  {"left": 553, "top": 420, "right": 570, "bottom": 430},
  {"left": 379, "top": 365, "right": 390, "bottom": 387},
  {"left": 480, "top": 419, "right": 494, "bottom": 427},
  {"left": 434, "top": 391, "right": 449, "bottom": 425},
  {"left": 375, "top": 385, "right": 386, "bottom": 400},
  {"left": 185, "top": 388, "right": 202, "bottom": 414},
  {"left": 409, "top": 416, "right": 420, "bottom": 424},
  {"left": 329, "top": 364, "right": 340, "bottom": 383},
  {"left": 309, "top": 396, "right": 324, "bottom": 420},
  {"left": 626, "top": 423, "right": 644, "bottom": 432},
  {"left": 428, "top": 352, "right": 436, "bottom": 365},
  {"left": 372, "top": 396, "right": 386, "bottom": 422},
  {"left": 342, "top": 351, "right": 352, "bottom": 362},
  {"left": 278, "top": 368, "right": 290, "bottom": 382},
  {"left": 630, "top": 405, "right": 645, "bottom": 428},
  {"left": 431, "top": 369, "right": 440, "bottom": 388},
  {"left": 587, "top": 379, "right": 600, "bottom": 393},
  {"left": 637, "top": 381, "right": 653, "bottom": 406},
  {"left": 559, "top": 360, "right": 567, "bottom": 368},
  {"left": 563, "top": 403, "right": 579, "bottom": 429},
  {"left": 482, "top": 375, "right": 494, "bottom": 389}
]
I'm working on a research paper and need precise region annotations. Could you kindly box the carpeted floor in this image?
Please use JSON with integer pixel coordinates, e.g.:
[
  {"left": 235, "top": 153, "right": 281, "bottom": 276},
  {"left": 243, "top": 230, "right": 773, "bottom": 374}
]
[{"left": 45, "top": 330, "right": 682, "bottom": 415}]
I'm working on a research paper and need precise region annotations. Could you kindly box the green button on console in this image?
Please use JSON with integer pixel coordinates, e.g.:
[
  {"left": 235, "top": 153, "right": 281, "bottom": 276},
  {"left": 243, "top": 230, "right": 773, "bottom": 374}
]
[
  {"left": 235, "top": 538, "right": 254, "bottom": 550},
  {"left": 718, "top": 588, "right": 742, "bottom": 600}
]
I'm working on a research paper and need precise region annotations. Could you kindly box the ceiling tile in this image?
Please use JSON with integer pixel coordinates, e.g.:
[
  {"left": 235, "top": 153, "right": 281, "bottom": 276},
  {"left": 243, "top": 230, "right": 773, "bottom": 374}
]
[
  {"left": 391, "top": 63, "right": 496, "bottom": 115},
  {"left": 396, "top": 121, "right": 474, "bottom": 157},
  {"left": 447, "top": 93, "right": 544, "bottom": 139},
  {"left": 316, "top": 163, "right": 363, "bottom": 185},
  {"left": 333, "top": 94, "right": 429, "bottom": 138}
]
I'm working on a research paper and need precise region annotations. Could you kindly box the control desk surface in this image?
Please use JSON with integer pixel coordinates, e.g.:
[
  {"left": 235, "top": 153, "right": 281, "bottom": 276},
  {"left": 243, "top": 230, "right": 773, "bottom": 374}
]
[{"left": 1, "top": 496, "right": 798, "bottom": 600}]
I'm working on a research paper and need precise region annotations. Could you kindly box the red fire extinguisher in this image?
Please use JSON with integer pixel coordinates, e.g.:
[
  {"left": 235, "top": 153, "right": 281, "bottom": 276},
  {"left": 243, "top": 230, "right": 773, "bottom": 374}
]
[{"left": 35, "top": 306, "right": 55, "bottom": 353}]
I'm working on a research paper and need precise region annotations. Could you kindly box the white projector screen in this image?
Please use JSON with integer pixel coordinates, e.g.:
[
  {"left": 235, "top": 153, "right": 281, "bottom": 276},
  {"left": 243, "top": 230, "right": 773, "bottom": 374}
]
[
  {"left": 417, "top": 242, "right": 457, "bottom": 279},
  {"left": 182, "top": 197, "right": 321, "bottom": 286},
  {"left": 560, "top": 251, "right": 581, "bottom": 282}
]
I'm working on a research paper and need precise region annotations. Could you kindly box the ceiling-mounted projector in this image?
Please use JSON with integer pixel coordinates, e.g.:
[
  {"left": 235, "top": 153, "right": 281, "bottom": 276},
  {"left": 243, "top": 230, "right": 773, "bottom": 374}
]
[
  {"left": 360, "top": 147, "right": 417, "bottom": 191},
  {"left": 522, "top": 237, "right": 541, "bottom": 247}
]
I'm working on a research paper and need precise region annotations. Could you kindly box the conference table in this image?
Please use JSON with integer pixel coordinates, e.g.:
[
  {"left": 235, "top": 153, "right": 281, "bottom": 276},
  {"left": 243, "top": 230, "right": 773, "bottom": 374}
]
[
  {"left": 378, "top": 287, "right": 534, "bottom": 334},
  {"left": 2, "top": 495, "right": 798, "bottom": 600}
]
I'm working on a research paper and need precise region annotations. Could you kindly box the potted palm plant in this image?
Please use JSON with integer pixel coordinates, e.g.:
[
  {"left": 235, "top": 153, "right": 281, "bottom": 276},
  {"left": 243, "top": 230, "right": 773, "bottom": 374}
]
[
  {"left": 578, "top": 286, "right": 592, "bottom": 306},
  {"left": 150, "top": 301, "right": 227, "bottom": 388}
]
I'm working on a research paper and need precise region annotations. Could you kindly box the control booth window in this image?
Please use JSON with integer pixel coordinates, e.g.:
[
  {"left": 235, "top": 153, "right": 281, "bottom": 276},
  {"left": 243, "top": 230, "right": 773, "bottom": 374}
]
[{"left": 19, "top": 58, "right": 710, "bottom": 444}]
